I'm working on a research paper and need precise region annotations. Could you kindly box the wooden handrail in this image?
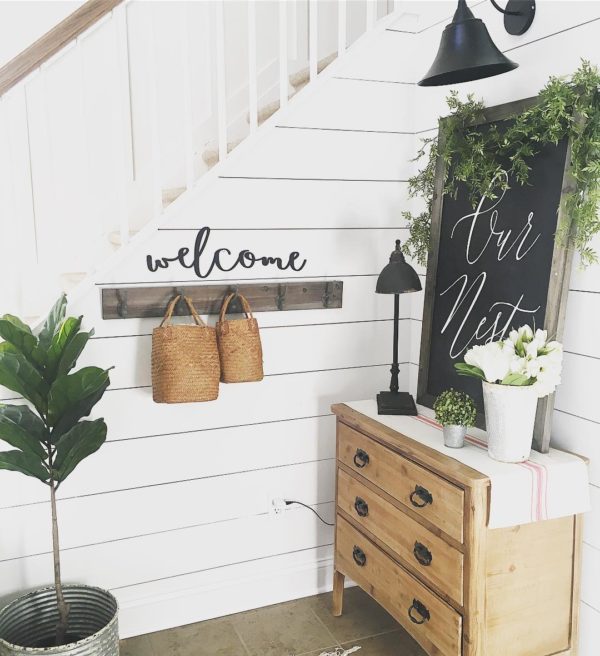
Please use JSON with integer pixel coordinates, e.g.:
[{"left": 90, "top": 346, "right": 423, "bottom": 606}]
[{"left": 0, "top": 0, "right": 124, "bottom": 97}]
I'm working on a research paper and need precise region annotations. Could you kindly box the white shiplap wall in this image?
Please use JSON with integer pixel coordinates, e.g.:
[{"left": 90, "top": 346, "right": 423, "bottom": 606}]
[
  {"left": 2, "top": 3, "right": 599, "bottom": 649},
  {"left": 407, "top": 3, "right": 600, "bottom": 655},
  {"left": 0, "top": 13, "right": 420, "bottom": 639}
]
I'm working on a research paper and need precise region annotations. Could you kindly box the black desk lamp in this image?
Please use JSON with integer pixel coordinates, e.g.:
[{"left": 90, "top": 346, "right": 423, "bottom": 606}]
[{"left": 376, "top": 239, "right": 422, "bottom": 416}]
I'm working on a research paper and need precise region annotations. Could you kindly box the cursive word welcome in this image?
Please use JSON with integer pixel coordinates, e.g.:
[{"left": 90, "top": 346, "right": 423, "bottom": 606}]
[{"left": 146, "top": 227, "right": 307, "bottom": 278}]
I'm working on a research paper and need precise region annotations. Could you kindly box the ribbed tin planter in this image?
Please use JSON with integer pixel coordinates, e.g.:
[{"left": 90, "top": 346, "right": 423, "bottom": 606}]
[
  {"left": 443, "top": 424, "right": 466, "bottom": 448},
  {"left": 0, "top": 586, "right": 118, "bottom": 656}
]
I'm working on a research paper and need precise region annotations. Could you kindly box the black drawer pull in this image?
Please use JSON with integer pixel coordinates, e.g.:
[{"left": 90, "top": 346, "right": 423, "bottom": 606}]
[
  {"left": 408, "top": 599, "right": 430, "bottom": 625},
  {"left": 352, "top": 545, "right": 367, "bottom": 567},
  {"left": 354, "top": 496, "right": 369, "bottom": 517},
  {"left": 353, "top": 448, "right": 370, "bottom": 468},
  {"left": 413, "top": 541, "right": 433, "bottom": 566},
  {"left": 409, "top": 485, "right": 433, "bottom": 508}
]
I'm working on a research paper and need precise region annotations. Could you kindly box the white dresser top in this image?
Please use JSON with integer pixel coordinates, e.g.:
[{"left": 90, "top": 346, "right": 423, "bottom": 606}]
[{"left": 345, "top": 400, "right": 590, "bottom": 529}]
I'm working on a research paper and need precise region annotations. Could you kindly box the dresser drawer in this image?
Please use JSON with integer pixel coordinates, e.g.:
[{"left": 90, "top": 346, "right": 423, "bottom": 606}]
[
  {"left": 337, "top": 422, "right": 464, "bottom": 542},
  {"left": 337, "top": 468, "right": 464, "bottom": 605},
  {"left": 336, "top": 515, "right": 462, "bottom": 656}
]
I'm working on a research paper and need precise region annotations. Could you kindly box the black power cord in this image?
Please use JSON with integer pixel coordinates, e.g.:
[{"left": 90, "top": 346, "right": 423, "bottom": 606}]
[{"left": 284, "top": 499, "right": 335, "bottom": 526}]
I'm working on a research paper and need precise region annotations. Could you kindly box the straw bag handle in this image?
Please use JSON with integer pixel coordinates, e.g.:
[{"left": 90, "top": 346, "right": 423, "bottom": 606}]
[
  {"left": 219, "top": 293, "right": 254, "bottom": 323},
  {"left": 160, "top": 295, "right": 207, "bottom": 327}
]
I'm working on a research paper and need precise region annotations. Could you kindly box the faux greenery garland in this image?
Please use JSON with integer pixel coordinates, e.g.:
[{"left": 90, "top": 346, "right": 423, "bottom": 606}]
[{"left": 402, "top": 61, "right": 600, "bottom": 268}]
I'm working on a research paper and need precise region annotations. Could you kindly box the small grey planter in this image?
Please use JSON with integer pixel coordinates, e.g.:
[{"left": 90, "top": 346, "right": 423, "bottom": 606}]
[
  {"left": 443, "top": 424, "right": 467, "bottom": 448},
  {"left": 0, "top": 586, "right": 118, "bottom": 656}
]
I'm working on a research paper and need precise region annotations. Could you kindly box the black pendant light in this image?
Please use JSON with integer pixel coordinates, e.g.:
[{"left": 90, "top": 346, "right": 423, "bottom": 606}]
[{"left": 419, "top": 0, "right": 536, "bottom": 87}]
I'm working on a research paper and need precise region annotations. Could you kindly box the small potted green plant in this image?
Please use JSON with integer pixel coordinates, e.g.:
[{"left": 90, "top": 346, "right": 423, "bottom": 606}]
[
  {"left": 433, "top": 389, "right": 477, "bottom": 448},
  {"left": 0, "top": 295, "right": 118, "bottom": 655}
]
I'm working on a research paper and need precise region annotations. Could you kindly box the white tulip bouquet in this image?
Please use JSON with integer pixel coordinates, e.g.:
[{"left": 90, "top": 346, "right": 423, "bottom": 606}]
[{"left": 455, "top": 326, "right": 563, "bottom": 398}]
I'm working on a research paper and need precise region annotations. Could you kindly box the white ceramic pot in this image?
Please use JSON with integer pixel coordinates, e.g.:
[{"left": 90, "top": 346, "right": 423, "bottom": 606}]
[{"left": 482, "top": 381, "right": 539, "bottom": 463}]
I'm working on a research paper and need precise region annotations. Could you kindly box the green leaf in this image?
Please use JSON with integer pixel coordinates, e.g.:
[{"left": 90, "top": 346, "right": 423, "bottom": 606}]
[
  {"left": 0, "top": 349, "right": 48, "bottom": 414},
  {"left": 0, "top": 405, "right": 47, "bottom": 458},
  {"left": 56, "top": 329, "right": 94, "bottom": 377},
  {"left": 454, "top": 363, "right": 486, "bottom": 380},
  {"left": 36, "top": 294, "right": 67, "bottom": 350},
  {"left": 48, "top": 367, "right": 111, "bottom": 438},
  {"left": 0, "top": 449, "right": 49, "bottom": 482},
  {"left": 501, "top": 372, "right": 535, "bottom": 386},
  {"left": 0, "top": 316, "right": 38, "bottom": 359},
  {"left": 53, "top": 419, "right": 107, "bottom": 483},
  {"left": 45, "top": 316, "right": 83, "bottom": 380}
]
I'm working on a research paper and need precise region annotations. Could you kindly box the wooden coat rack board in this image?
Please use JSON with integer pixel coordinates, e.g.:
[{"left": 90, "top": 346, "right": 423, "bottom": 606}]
[{"left": 101, "top": 281, "right": 344, "bottom": 319}]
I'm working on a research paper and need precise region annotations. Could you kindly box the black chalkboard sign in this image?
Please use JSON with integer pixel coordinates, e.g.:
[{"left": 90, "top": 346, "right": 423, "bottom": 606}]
[{"left": 417, "top": 97, "right": 575, "bottom": 453}]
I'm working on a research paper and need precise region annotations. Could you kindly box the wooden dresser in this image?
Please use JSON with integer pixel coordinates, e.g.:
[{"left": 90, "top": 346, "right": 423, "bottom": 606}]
[{"left": 331, "top": 403, "right": 583, "bottom": 656}]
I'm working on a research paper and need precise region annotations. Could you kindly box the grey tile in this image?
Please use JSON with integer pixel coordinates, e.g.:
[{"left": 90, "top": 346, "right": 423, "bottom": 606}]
[
  {"left": 341, "top": 630, "right": 426, "bottom": 656},
  {"left": 120, "top": 635, "right": 156, "bottom": 656},
  {"left": 231, "top": 598, "right": 340, "bottom": 656},
  {"left": 308, "top": 587, "right": 399, "bottom": 643},
  {"left": 144, "top": 618, "right": 247, "bottom": 656}
]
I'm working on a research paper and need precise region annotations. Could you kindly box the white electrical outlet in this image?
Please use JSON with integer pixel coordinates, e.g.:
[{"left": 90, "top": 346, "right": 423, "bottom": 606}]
[{"left": 269, "top": 497, "right": 286, "bottom": 516}]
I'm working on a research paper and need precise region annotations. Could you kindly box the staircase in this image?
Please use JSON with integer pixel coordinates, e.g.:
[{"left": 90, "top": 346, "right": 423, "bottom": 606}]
[{"left": 0, "top": 0, "right": 394, "bottom": 321}]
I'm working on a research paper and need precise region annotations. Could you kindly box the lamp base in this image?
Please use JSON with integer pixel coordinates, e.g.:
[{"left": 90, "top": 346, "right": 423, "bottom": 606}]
[{"left": 377, "top": 391, "right": 418, "bottom": 416}]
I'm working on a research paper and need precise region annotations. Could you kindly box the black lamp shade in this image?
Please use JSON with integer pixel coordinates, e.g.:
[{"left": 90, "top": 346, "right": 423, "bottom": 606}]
[
  {"left": 418, "top": 0, "right": 518, "bottom": 87},
  {"left": 376, "top": 240, "right": 422, "bottom": 294}
]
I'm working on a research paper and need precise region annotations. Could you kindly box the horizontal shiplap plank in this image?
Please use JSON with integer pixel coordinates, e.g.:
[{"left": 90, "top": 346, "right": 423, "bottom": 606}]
[
  {"left": 0, "top": 415, "right": 337, "bottom": 510},
  {"left": 584, "top": 484, "right": 600, "bottom": 551},
  {"left": 581, "top": 542, "right": 600, "bottom": 611},
  {"left": 563, "top": 291, "right": 600, "bottom": 359},
  {"left": 570, "top": 233, "right": 600, "bottom": 293},
  {"left": 94, "top": 364, "right": 398, "bottom": 441},
  {"left": 96, "top": 227, "right": 410, "bottom": 285},
  {"left": 0, "top": 502, "right": 334, "bottom": 597},
  {"left": 221, "top": 128, "right": 415, "bottom": 181},
  {"left": 0, "top": 460, "right": 335, "bottom": 562},
  {"left": 580, "top": 601, "right": 600, "bottom": 656},
  {"left": 555, "top": 353, "right": 599, "bottom": 425},
  {"left": 277, "top": 78, "right": 413, "bottom": 133},
  {"left": 413, "top": 17, "right": 600, "bottom": 132},
  {"left": 551, "top": 410, "right": 600, "bottom": 488},
  {"left": 165, "top": 178, "right": 411, "bottom": 230},
  {"left": 334, "top": 29, "right": 417, "bottom": 83},
  {"left": 77, "top": 320, "right": 406, "bottom": 390},
  {"left": 116, "top": 543, "right": 335, "bottom": 639}
]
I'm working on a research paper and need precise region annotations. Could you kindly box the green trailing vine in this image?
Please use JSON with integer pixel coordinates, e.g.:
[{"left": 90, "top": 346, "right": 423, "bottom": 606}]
[{"left": 402, "top": 60, "right": 600, "bottom": 268}]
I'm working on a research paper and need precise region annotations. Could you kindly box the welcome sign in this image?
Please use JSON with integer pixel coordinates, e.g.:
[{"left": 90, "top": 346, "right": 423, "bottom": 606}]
[{"left": 417, "top": 98, "right": 574, "bottom": 453}]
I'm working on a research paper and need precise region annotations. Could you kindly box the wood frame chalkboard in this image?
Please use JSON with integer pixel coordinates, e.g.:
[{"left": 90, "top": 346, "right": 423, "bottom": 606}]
[{"left": 417, "top": 97, "right": 576, "bottom": 453}]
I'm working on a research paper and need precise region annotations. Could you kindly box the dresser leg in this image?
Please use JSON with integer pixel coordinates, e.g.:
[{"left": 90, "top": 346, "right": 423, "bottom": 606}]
[{"left": 332, "top": 570, "right": 345, "bottom": 616}]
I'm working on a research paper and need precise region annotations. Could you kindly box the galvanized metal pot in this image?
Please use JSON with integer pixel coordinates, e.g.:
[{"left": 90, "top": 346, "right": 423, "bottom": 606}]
[
  {"left": 0, "top": 585, "right": 118, "bottom": 656},
  {"left": 443, "top": 424, "right": 467, "bottom": 448}
]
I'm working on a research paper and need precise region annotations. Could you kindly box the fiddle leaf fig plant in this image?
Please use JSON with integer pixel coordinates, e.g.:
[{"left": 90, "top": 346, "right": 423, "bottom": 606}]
[{"left": 0, "top": 295, "right": 112, "bottom": 646}]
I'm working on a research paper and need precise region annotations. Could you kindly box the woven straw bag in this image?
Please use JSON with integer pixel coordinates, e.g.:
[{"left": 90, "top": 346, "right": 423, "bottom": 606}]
[
  {"left": 152, "top": 295, "right": 220, "bottom": 403},
  {"left": 216, "top": 293, "right": 264, "bottom": 383}
]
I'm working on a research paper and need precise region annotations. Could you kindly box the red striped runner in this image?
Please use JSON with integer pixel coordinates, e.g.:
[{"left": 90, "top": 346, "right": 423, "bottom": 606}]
[{"left": 412, "top": 414, "right": 549, "bottom": 522}]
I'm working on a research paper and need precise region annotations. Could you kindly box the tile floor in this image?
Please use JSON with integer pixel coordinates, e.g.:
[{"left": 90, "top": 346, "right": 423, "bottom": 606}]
[{"left": 120, "top": 587, "right": 426, "bottom": 656}]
